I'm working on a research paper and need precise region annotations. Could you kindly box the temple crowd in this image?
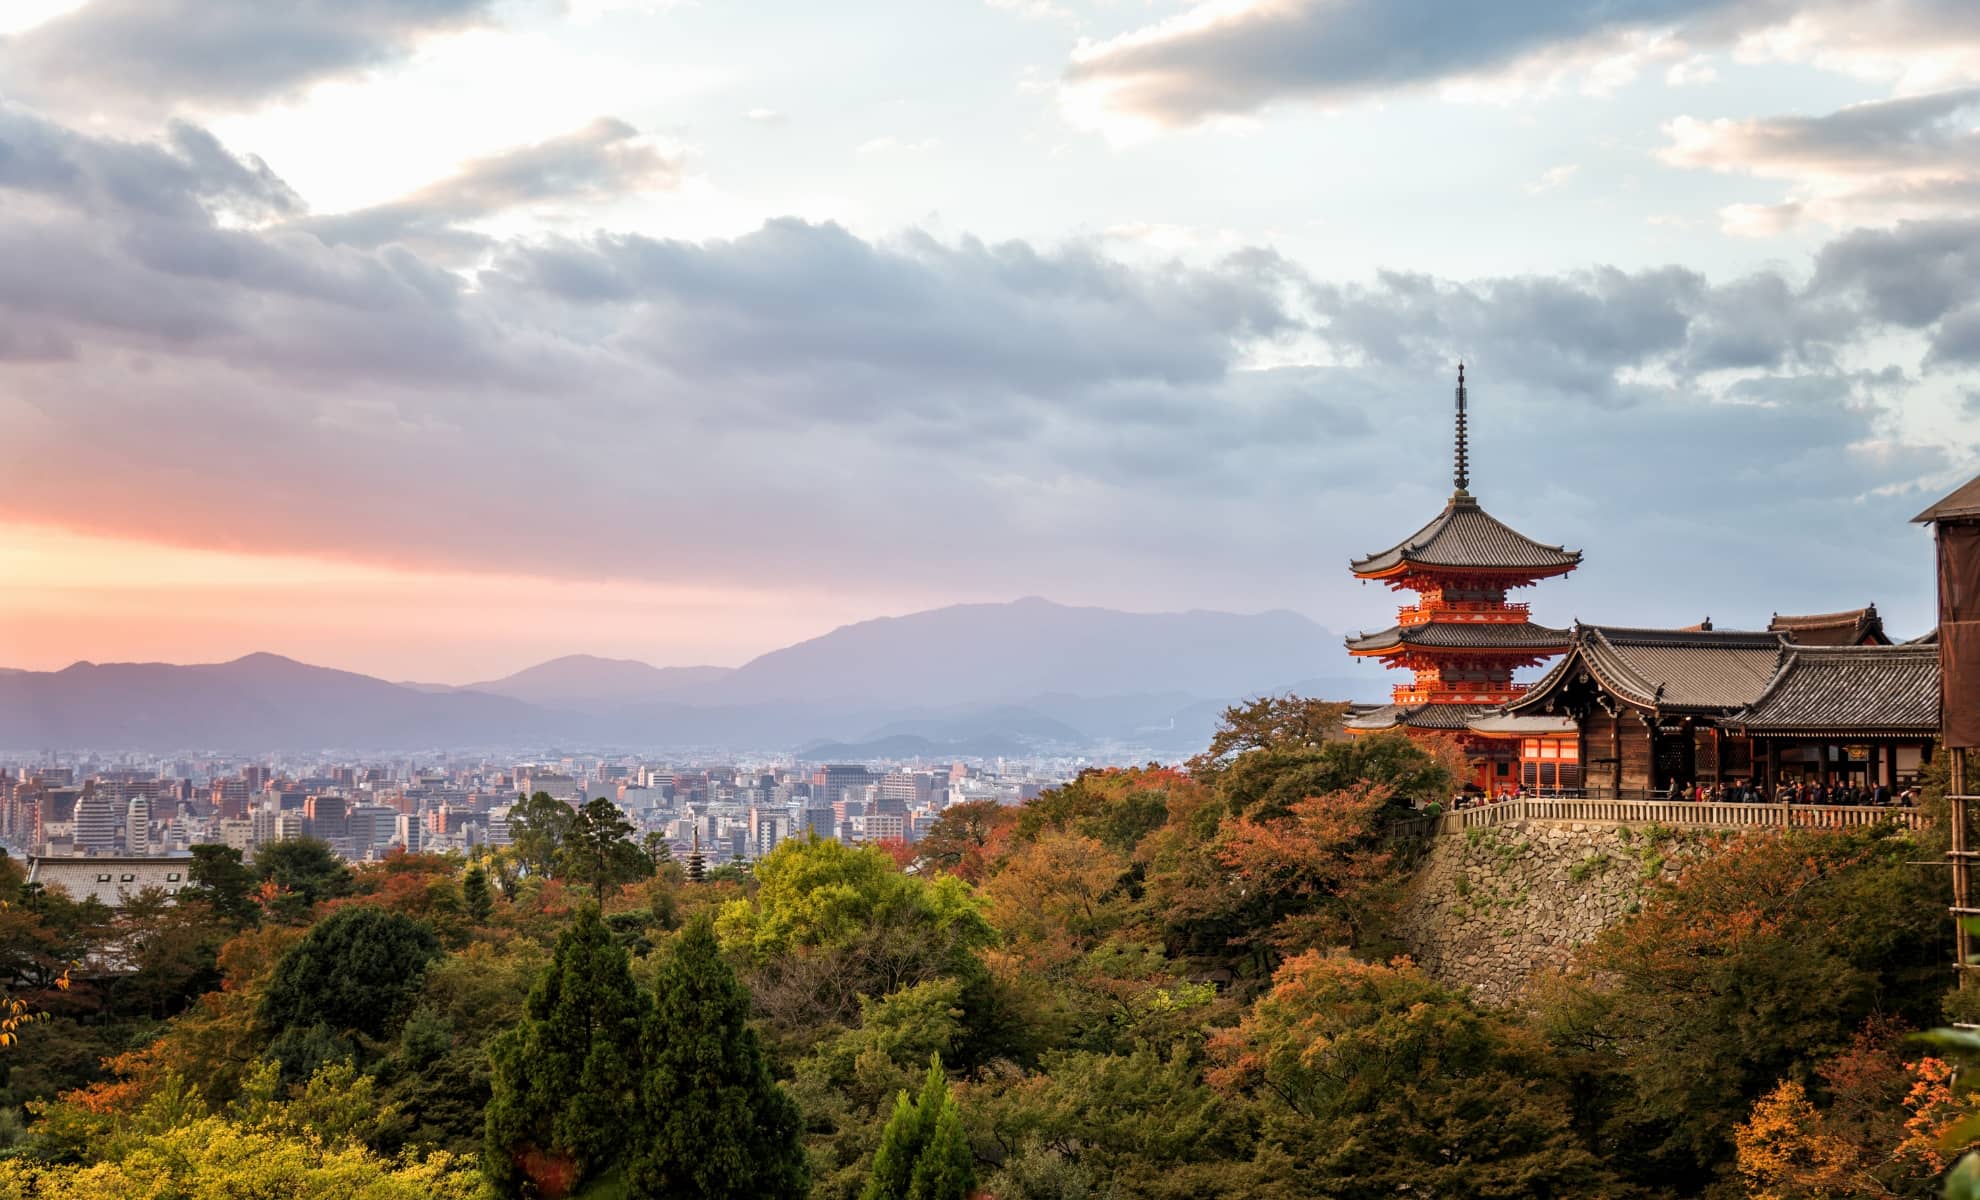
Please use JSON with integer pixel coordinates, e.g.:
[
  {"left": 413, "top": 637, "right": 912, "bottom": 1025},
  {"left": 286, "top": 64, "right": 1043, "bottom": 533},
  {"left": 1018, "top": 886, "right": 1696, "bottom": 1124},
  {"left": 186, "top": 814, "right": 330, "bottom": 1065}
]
[{"left": 1441, "top": 779, "right": 1921, "bottom": 810}]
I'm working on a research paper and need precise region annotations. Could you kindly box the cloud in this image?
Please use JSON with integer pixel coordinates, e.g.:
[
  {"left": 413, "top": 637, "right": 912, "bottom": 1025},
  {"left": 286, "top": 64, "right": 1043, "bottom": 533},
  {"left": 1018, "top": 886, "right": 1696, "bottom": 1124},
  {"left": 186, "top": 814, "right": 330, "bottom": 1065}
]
[
  {"left": 1059, "top": 0, "right": 1980, "bottom": 128},
  {"left": 1661, "top": 88, "right": 1980, "bottom": 232},
  {"left": 293, "top": 117, "right": 681, "bottom": 255},
  {"left": 0, "top": 0, "right": 498, "bottom": 118},
  {"left": 1526, "top": 164, "right": 1580, "bottom": 195},
  {"left": 0, "top": 106, "right": 1968, "bottom": 636},
  {"left": 1810, "top": 217, "right": 1980, "bottom": 363}
]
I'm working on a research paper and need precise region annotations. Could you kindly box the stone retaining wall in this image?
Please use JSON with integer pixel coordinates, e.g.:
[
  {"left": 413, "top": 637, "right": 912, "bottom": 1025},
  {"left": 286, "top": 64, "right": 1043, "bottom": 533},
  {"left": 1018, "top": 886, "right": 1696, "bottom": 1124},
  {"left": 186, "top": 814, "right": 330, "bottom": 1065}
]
[{"left": 1394, "top": 819, "right": 1709, "bottom": 1007}]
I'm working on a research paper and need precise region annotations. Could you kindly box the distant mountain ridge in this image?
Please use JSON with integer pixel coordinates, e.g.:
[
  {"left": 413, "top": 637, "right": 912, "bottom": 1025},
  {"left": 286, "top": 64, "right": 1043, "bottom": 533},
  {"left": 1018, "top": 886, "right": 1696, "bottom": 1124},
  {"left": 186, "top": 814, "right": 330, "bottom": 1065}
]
[{"left": 0, "top": 599, "right": 1383, "bottom": 753}]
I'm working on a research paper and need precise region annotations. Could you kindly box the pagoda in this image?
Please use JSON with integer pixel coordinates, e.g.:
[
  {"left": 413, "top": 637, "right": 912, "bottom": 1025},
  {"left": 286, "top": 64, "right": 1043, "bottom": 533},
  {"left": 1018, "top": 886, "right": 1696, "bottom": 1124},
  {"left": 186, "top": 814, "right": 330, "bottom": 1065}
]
[{"left": 1344, "top": 366, "right": 1581, "bottom": 791}]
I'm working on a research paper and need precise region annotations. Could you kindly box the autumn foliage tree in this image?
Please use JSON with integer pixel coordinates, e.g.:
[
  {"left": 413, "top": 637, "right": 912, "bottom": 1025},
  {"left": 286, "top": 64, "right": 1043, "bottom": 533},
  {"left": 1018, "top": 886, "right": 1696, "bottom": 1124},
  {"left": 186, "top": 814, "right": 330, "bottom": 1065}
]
[{"left": 1208, "top": 952, "right": 1617, "bottom": 1198}]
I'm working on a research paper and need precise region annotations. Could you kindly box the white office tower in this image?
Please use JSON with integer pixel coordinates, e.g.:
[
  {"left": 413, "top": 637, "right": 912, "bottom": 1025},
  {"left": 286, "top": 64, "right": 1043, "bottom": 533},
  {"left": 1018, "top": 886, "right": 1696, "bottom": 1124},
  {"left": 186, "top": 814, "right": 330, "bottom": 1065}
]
[
  {"left": 126, "top": 797, "right": 151, "bottom": 856},
  {"left": 395, "top": 812, "right": 425, "bottom": 854},
  {"left": 273, "top": 810, "right": 306, "bottom": 842},
  {"left": 487, "top": 806, "right": 513, "bottom": 847},
  {"left": 220, "top": 819, "right": 255, "bottom": 853},
  {"left": 73, "top": 790, "right": 117, "bottom": 854}
]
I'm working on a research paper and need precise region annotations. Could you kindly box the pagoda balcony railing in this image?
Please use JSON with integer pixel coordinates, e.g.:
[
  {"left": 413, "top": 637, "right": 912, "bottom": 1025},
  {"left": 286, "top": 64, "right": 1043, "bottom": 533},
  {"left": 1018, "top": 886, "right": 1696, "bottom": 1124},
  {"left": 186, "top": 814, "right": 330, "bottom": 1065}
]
[
  {"left": 1392, "top": 683, "right": 1527, "bottom": 706},
  {"left": 1397, "top": 600, "right": 1531, "bottom": 626}
]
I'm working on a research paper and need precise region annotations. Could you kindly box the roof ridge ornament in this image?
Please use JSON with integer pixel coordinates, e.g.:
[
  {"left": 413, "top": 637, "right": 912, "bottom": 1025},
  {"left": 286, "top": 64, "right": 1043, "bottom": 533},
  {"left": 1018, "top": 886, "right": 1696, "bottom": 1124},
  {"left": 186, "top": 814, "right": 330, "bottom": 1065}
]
[{"left": 1453, "top": 361, "right": 1470, "bottom": 495}]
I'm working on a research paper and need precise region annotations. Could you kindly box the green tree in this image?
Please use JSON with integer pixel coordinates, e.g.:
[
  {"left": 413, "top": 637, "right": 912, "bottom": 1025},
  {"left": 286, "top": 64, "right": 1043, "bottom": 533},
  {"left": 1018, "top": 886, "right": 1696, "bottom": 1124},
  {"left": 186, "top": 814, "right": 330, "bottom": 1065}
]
[
  {"left": 258, "top": 906, "right": 442, "bottom": 1042},
  {"left": 630, "top": 914, "right": 807, "bottom": 1199},
  {"left": 562, "top": 797, "right": 651, "bottom": 904},
  {"left": 187, "top": 844, "right": 258, "bottom": 926},
  {"left": 508, "top": 791, "right": 574, "bottom": 879},
  {"left": 461, "top": 865, "right": 493, "bottom": 924},
  {"left": 862, "top": 1054, "right": 974, "bottom": 1200},
  {"left": 483, "top": 906, "right": 644, "bottom": 1197},
  {"left": 1186, "top": 694, "right": 1352, "bottom": 778},
  {"left": 253, "top": 838, "right": 354, "bottom": 921},
  {"left": 719, "top": 837, "right": 992, "bottom": 1038}
]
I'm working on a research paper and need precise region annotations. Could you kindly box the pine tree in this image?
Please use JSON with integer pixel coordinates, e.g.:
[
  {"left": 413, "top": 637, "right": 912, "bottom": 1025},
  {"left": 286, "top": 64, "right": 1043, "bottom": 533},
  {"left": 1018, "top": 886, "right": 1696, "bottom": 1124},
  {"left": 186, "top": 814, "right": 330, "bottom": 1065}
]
[
  {"left": 862, "top": 1054, "right": 975, "bottom": 1200},
  {"left": 629, "top": 914, "right": 808, "bottom": 1199},
  {"left": 462, "top": 864, "right": 493, "bottom": 923},
  {"left": 483, "top": 905, "right": 645, "bottom": 1197}
]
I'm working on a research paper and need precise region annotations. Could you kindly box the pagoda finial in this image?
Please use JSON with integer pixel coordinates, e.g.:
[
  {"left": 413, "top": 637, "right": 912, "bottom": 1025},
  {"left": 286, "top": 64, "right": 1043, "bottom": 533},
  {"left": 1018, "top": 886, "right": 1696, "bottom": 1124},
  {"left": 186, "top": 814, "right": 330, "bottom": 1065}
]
[{"left": 1453, "top": 361, "right": 1470, "bottom": 494}]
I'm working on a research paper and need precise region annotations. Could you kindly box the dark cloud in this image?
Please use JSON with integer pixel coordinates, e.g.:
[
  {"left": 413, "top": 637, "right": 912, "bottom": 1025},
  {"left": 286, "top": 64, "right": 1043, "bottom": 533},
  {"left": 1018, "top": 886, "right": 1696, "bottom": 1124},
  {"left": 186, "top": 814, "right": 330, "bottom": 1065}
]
[
  {"left": 1062, "top": 0, "right": 1980, "bottom": 125},
  {"left": 0, "top": 105, "right": 300, "bottom": 221},
  {"left": 1, "top": 0, "right": 496, "bottom": 117},
  {"left": 1810, "top": 218, "right": 1980, "bottom": 330},
  {"left": 0, "top": 109, "right": 1965, "bottom": 636},
  {"left": 295, "top": 118, "right": 681, "bottom": 256}
]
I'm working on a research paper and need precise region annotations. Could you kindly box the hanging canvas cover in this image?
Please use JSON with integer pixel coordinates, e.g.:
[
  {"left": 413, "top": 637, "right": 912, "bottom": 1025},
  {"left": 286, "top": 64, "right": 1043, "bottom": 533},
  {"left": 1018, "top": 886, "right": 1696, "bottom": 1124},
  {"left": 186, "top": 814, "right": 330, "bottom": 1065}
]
[{"left": 1940, "top": 523, "right": 1980, "bottom": 748}]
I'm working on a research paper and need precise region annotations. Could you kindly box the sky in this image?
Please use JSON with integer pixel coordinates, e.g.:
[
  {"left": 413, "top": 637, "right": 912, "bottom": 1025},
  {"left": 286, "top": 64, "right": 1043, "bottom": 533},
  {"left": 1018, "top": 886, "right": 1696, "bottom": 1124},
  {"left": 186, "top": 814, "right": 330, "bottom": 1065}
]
[{"left": 1, "top": 0, "right": 1977, "bottom": 682}]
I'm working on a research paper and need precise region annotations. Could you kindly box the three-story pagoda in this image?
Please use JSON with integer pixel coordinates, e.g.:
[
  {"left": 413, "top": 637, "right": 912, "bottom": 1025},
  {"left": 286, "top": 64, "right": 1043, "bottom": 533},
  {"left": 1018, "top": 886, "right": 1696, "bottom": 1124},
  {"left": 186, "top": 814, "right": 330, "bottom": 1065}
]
[{"left": 1344, "top": 366, "right": 1581, "bottom": 791}]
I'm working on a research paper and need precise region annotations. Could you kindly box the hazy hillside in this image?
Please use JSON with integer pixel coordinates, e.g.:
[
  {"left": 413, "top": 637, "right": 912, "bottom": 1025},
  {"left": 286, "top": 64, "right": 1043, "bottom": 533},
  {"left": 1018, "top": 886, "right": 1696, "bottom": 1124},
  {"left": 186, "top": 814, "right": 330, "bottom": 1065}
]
[
  {"left": 0, "top": 600, "right": 1383, "bottom": 752},
  {"left": 463, "top": 655, "right": 734, "bottom": 709},
  {"left": 0, "top": 653, "right": 548, "bottom": 752},
  {"left": 706, "top": 598, "right": 1345, "bottom": 706}
]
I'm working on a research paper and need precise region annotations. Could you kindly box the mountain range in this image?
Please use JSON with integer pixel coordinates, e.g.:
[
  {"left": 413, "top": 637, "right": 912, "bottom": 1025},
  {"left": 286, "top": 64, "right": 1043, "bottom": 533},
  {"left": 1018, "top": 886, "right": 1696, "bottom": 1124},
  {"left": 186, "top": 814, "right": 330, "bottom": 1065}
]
[{"left": 0, "top": 598, "right": 1381, "bottom": 754}]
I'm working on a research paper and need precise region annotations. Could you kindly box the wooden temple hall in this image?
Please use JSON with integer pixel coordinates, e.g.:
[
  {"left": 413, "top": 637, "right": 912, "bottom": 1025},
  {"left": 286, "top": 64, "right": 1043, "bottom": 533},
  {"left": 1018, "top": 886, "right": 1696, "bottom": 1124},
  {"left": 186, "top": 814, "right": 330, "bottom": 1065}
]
[{"left": 1345, "top": 366, "right": 1950, "bottom": 798}]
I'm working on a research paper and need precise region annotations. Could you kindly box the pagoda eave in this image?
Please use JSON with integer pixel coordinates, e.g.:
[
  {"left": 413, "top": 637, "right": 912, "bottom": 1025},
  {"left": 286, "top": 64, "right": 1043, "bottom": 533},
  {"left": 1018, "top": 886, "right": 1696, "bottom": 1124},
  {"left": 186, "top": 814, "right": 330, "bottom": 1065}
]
[{"left": 1357, "top": 562, "right": 1579, "bottom": 590}]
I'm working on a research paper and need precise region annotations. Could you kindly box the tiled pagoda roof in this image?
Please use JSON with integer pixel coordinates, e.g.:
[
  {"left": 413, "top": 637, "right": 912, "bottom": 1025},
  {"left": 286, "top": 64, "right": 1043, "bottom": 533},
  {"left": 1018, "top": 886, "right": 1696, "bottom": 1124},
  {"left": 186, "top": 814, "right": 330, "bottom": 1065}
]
[
  {"left": 1349, "top": 491, "right": 1581, "bottom": 577},
  {"left": 1344, "top": 620, "right": 1571, "bottom": 655}
]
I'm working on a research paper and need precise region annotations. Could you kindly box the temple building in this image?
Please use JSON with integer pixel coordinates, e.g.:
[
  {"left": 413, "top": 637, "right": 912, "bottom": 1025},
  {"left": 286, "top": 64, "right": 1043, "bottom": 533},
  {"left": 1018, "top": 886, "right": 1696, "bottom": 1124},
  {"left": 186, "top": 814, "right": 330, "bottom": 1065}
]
[
  {"left": 1343, "top": 366, "right": 1582, "bottom": 792},
  {"left": 1499, "top": 626, "right": 1939, "bottom": 794},
  {"left": 1342, "top": 368, "right": 1947, "bottom": 798}
]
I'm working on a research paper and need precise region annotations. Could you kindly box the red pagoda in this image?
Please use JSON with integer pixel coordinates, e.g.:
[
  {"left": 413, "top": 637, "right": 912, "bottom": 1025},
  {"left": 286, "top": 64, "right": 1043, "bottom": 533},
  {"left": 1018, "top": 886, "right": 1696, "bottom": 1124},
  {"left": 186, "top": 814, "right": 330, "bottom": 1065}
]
[{"left": 1344, "top": 366, "right": 1581, "bottom": 792}]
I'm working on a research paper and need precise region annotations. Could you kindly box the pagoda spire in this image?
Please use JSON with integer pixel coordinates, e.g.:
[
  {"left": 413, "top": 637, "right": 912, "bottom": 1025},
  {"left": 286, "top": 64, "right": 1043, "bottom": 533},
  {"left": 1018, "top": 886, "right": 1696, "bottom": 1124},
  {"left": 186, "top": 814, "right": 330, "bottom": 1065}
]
[{"left": 1454, "top": 361, "right": 1470, "bottom": 494}]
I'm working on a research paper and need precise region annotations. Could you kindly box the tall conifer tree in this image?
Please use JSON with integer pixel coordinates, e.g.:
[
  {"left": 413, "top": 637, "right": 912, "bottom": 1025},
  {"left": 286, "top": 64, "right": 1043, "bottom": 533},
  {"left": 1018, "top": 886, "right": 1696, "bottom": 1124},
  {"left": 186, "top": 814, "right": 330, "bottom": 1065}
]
[
  {"left": 630, "top": 914, "right": 808, "bottom": 1199},
  {"left": 483, "top": 905, "right": 645, "bottom": 1197},
  {"left": 862, "top": 1054, "right": 975, "bottom": 1200}
]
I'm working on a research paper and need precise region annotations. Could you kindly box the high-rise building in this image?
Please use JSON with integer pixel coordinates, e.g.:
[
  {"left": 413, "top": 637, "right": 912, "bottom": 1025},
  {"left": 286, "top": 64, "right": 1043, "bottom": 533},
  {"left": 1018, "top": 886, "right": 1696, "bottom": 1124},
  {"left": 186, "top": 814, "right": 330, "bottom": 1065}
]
[
  {"left": 877, "top": 772, "right": 935, "bottom": 814},
  {"left": 125, "top": 796, "right": 151, "bottom": 856},
  {"left": 748, "top": 807, "right": 788, "bottom": 858},
  {"left": 220, "top": 819, "right": 255, "bottom": 854},
  {"left": 73, "top": 789, "right": 117, "bottom": 853},
  {"left": 812, "top": 764, "right": 876, "bottom": 807},
  {"left": 304, "top": 794, "right": 348, "bottom": 846}
]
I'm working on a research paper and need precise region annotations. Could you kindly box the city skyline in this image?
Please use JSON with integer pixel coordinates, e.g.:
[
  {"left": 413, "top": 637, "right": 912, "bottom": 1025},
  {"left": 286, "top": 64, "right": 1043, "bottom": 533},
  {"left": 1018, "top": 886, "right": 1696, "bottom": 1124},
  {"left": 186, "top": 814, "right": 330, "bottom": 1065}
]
[{"left": 4, "top": 0, "right": 1977, "bottom": 679}]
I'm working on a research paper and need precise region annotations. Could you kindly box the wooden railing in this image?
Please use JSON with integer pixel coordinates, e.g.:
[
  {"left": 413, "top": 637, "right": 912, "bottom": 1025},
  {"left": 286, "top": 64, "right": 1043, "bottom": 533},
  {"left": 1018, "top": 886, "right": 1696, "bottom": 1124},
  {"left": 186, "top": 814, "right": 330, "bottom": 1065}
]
[{"left": 1415, "top": 797, "right": 1929, "bottom": 835}]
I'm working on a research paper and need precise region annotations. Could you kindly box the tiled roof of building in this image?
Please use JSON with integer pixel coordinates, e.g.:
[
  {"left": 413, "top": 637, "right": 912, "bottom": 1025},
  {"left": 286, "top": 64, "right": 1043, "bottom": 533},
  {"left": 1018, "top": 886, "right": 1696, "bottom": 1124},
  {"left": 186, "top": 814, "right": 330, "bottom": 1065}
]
[
  {"left": 1913, "top": 473, "right": 1980, "bottom": 523},
  {"left": 1726, "top": 644, "right": 1941, "bottom": 734},
  {"left": 1344, "top": 620, "right": 1571, "bottom": 654},
  {"left": 1344, "top": 703, "right": 1484, "bottom": 732},
  {"left": 1508, "top": 625, "right": 1788, "bottom": 714},
  {"left": 1769, "top": 604, "right": 1888, "bottom": 646},
  {"left": 1349, "top": 492, "right": 1582, "bottom": 577}
]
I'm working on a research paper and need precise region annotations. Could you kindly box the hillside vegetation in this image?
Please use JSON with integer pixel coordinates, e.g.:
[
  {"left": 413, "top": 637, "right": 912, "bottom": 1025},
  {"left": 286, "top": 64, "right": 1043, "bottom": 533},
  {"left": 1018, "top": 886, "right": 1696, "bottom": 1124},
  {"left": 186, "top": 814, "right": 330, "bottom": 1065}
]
[{"left": 0, "top": 700, "right": 1965, "bottom": 1199}]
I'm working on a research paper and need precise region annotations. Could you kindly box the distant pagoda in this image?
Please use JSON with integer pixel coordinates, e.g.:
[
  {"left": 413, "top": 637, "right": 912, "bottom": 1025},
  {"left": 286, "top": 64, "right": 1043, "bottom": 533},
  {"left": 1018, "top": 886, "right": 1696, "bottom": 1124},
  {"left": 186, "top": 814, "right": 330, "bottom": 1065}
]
[{"left": 1345, "top": 366, "right": 1581, "bottom": 786}]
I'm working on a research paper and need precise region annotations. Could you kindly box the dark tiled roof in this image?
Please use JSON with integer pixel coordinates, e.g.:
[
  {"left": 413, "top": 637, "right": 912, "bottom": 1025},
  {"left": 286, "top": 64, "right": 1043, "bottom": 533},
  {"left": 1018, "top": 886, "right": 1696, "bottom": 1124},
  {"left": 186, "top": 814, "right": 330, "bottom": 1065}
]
[
  {"left": 1509, "top": 625, "right": 1788, "bottom": 714},
  {"left": 1727, "top": 644, "right": 1941, "bottom": 733},
  {"left": 1769, "top": 605, "right": 1888, "bottom": 646},
  {"left": 1346, "top": 703, "right": 1484, "bottom": 732},
  {"left": 1913, "top": 473, "right": 1980, "bottom": 523},
  {"left": 1344, "top": 620, "right": 1571, "bottom": 654},
  {"left": 1350, "top": 492, "right": 1581, "bottom": 576}
]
